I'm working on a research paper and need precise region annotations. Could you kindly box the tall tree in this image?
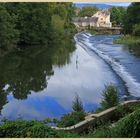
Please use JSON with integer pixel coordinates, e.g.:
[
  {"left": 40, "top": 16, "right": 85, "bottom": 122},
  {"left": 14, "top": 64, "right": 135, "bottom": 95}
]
[
  {"left": 110, "top": 7, "right": 126, "bottom": 26},
  {"left": 0, "top": 4, "right": 19, "bottom": 50},
  {"left": 79, "top": 6, "right": 98, "bottom": 17},
  {"left": 123, "top": 3, "right": 140, "bottom": 34}
]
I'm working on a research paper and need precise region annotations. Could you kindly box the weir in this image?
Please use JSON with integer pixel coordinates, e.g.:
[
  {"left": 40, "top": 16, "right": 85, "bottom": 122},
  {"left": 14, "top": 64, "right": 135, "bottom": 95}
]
[{"left": 75, "top": 32, "right": 140, "bottom": 97}]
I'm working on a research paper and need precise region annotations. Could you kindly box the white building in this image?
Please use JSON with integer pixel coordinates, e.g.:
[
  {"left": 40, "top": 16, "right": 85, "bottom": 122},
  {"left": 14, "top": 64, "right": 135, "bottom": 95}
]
[{"left": 72, "top": 9, "right": 112, "bottom": 28}]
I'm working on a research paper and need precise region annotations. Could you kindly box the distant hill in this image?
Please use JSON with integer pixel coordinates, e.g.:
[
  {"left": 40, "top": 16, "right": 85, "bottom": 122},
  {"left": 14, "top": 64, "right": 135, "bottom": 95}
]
[{"left": 74, "top": 3, "right": 128, "bottom": 9}]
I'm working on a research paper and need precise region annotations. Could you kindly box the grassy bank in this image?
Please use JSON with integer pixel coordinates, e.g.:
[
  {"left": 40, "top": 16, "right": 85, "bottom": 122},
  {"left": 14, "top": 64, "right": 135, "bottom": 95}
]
[
  {"left": 114, "top": 35, "right": 140, "bottom": 56},
  {"left": 0, "top": 85, "right": 140, "bottom": 138},
  {"left": 0, "top": 104, "right": 140, "bottom": 138},
  {"left": 115, "top": 35, "right": 140, "bottom": 45},
  {"left": 89, "top": 29, "right": 112, "bottom": 35}
]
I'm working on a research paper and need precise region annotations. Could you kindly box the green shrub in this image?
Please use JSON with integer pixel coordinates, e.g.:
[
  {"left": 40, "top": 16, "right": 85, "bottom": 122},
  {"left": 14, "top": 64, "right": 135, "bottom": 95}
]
[
  {"left": 0, "top": 120, "right": 58, "bottom": 138},
  {"left": 112, "top": 108, "right": 140, "bottom": 137},
  {"left": 88, "top": 108, "right": 140, "bottom": 138},
  {"left": 57, "top": 111, "right": 85, "bottom": 127},
  {"left": 133, "top": 24, "right": 140, "bottom": 36}
]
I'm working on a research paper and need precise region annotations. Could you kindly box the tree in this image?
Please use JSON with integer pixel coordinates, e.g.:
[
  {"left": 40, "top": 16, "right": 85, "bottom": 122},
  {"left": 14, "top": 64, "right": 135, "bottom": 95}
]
[
  {"left": 0, "top": 3, "right": 76, "bottom": 52},
  {"left": 110, "top": 7, "right": 126, "bottom": 26},
  {"left": 79, "top": 6, "right": 98, "bottom": 17},
  {"left": 133, "top": 24, "right": 140, "bottom": 36},
  {"left": 100, "top": 85, "right": 119, "bottom": 109},
  {"left": 72, "top": 94, "right": 84, "bottom": 112},
  {"left": 123, "top": 3, "right": 140, "bottom": 34},
  {"left": 0, "top": 4, "right": 19, "bottom": 50}
]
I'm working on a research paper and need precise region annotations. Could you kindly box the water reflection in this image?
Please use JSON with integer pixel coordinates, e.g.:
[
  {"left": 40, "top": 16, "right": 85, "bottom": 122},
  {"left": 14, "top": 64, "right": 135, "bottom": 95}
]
[
  {"left": 0, "top": 35, "right": 127, "bottom": 120},
  {"left": 0, "top": 39, "right": 75, "bottom": 118}
]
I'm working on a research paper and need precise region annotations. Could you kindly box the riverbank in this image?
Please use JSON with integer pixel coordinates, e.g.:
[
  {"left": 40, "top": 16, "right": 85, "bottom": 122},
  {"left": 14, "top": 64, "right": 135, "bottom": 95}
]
[
  {"left": 114, "top": 35, "right": 140, "bottom": 46},
  {"left": 0, "top": 100, "right": 140, "bottom": 138},
  {"left": 87, "top": 29, "right": 113, "bottom": 35},
  {"left": 114, "top": 35, "right": 140, "bottom": 56}
]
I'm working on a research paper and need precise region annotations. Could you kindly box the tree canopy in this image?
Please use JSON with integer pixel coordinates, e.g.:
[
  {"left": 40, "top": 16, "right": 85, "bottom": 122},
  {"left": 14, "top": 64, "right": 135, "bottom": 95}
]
[
  {"left": 110, "top": 7, "right": 126, "bottom": 26},
  {"left": 79, "top": 6, "right": 99, "bottom": 17},
  {"left": 122, "top": 2, "right": 140, "bottom": 35},
  {"left": 0, "top": 3, "right": 76, "bottom": 52}
]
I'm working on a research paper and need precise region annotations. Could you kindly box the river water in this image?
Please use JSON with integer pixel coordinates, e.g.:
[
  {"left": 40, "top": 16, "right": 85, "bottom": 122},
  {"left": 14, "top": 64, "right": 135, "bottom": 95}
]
[{"left": 0, "top": 32, "right": 140, "bottom": 120}]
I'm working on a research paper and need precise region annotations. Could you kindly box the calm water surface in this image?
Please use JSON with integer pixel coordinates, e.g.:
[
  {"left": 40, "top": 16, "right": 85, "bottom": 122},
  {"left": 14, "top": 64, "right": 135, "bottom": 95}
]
[{"left": 0, "top": 32, "right": 140, "bottom": 120}]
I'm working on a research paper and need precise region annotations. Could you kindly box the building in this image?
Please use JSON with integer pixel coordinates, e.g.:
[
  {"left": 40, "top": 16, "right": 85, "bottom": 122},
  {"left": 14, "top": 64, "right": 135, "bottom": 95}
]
[{"left": 72, "top": 9, "right": 112, "bottom": 28}]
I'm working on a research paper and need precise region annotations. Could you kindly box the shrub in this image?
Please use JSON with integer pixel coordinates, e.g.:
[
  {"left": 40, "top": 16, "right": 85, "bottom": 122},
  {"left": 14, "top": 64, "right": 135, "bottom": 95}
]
[
  {"left": 133, "top": 24, "right": 140, "bottom": 36},
  {"left": 112, "top": 108, "right": 140, "bottom": 137},
  {"left": 57, "top": 111, "right": 85, "bottom": 127},
  {"left": 86, "top": 108, "right": 140, "bottom": 138},
  {"left": 0, "top": 120, "right": 58, "bottom": 138}
]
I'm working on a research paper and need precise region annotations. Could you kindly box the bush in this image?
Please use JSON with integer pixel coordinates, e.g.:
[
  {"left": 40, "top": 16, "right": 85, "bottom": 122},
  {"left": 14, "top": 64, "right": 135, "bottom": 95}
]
[
  {"left": 133, "top": 24, "right": 140, "bottom": 36},
  {"left": 112, "top": 108, "right": 140, "bottom": 137},
  {"left": 0, "top": 120, "right": 59, "bottom": 138},
  {"left": 88, "top": 108, "right": 140, "bottom": 138},
  {"left": 57, "top": 111, "right": 85, "bottom": 127},
  {"left": 56, "top": 95, "right": 85, "bottom": 127}
]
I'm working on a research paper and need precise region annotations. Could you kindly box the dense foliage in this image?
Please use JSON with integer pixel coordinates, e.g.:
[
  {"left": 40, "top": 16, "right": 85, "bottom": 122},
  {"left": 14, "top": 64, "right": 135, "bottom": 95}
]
[
  {"left": 0, "top": 4, "right": 19, "bottom": 50},
  {"left": 123, "top": 2, "right": 140, "bottom": 35},
  {"left": 0, "top": 120, "right": 58, "bottom": 137},
  {"left": 78, "top": 6, "right": 98, "bottom": 17},
  {"left": 88, "top": 108, "right": 140, "bottom": 138},
  {"left": 57, "top": 95, "right": 85, "bottom": 127},
  {"left": 0, "top": 106, "right": 140, "bottom": 138},
  {"left": 110, "top": 7, "right": 126, "bottom": 26},
  {"left": 0, "top": 120, "right": 79, "bottom": 138},
  {"left": 57, "top": 111, "right": 85, "bottom": 127},
  {"left": 0, "top": 3, "right": 76, "bottom": 52}
]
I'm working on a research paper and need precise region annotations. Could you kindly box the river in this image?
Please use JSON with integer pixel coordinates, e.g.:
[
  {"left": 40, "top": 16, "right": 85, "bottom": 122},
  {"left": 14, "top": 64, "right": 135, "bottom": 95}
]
[{"left": 0, "top": 32, "right": 140, "bottom": 120}]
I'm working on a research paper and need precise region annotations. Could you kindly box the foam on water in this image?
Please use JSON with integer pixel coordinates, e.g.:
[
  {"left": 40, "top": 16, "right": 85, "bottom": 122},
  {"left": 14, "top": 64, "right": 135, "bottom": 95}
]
[{"left": 75, "top": 33, "right": 140, "bottom": 97}]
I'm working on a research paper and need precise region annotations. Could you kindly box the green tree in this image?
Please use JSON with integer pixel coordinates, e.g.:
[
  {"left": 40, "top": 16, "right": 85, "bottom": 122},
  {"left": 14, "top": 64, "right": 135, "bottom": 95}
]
[
  {"left": 72, "top": 94, "right": 84, "bottom": 112},
  {"left": 79, "top": 6, "right": 98, "bottom": 17},
  {"left": 110, "top": 7, "right": 126, "bottom": 26},
  {"left": 0, "top": 4, "right": 19, "bottom": 50},
  {"left": 133, "top": 24, "right": 140, "bottom": 36},
  {"left": 100, "top": 85, "right": 119, "bottom": 109},
  {"left": 123, "top": 3, "right": 140, "bottom": 34}
]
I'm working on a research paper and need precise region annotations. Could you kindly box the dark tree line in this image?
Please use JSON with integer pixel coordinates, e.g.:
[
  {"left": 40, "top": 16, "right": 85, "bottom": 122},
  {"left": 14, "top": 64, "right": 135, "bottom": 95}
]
[
  {"left": 110, "top": 7, "right": 126, "bottom": 26},
  {"left": 110, "top": 3, "right": 140, "bottom": 36},
  {"left": 0, "top": 3, "right": 76, "bottom": 51},
  {"left": 122, "top": 2, "right": 140, "bottom": 36}
]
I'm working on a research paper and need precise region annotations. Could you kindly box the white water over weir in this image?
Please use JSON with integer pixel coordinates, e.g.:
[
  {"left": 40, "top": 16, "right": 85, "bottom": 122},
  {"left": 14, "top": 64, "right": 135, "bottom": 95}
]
[{"left": 74, "top": 32, "right": 140, "bottom": 97}]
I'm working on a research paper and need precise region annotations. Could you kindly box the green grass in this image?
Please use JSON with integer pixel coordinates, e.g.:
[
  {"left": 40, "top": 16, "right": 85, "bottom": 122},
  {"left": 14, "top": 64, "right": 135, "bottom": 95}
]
[
  {"left": 114, "top": 35, "right": 140, "bottom": 45},
  {"left": 114, "top": 35, "right": 140, "bottom": 56},
  {"left": 89, "top": 30, "right": 112, "bottom": 35},
  {"left": 85, "top": 107, "right": 140, "bottom": 138}
]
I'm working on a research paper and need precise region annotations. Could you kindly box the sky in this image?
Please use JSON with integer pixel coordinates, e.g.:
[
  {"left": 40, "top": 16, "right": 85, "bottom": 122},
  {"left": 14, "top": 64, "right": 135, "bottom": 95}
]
[{"left": 74, "top": 2, "right": 131, "bottom": 7}]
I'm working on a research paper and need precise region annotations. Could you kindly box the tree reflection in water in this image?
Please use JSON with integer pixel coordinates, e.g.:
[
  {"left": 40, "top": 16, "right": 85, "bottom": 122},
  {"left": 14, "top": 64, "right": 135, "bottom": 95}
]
[{"left": 0, "top": 38, "right": 75, "bottom": 115}]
